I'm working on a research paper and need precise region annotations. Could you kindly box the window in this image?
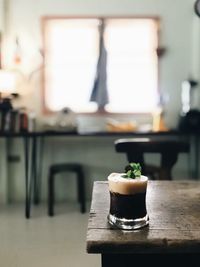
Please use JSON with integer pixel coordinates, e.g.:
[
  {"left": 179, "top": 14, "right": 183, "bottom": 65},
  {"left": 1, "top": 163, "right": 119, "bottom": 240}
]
[{"left": 43, "top": 17, "right": 159, "bottom": 113}]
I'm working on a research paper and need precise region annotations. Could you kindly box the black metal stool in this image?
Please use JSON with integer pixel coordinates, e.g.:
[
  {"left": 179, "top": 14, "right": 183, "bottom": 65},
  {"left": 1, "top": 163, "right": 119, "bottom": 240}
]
[{"left": 48, "top": 163, "right": 86, "bottom": 216}]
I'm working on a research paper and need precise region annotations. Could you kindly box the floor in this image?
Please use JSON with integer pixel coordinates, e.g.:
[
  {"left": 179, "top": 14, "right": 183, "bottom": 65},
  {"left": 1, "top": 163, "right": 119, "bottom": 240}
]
[{"left": 0, "top": 202, "right": 100, "bottom": 267}]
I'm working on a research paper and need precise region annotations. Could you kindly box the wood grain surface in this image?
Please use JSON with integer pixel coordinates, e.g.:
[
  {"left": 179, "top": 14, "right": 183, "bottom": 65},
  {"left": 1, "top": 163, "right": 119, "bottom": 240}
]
[{"left": 87, "top": 181, "right": 200, "bottom": 254}]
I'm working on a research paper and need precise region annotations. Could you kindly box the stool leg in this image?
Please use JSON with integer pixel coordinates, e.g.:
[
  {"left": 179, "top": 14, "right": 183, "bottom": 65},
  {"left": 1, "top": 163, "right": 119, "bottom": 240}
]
[
  {"left": 48, "top": 172, "right": 55, "bottom": 216},
  {"left": 77, "top": 169, "right": 86, "bottom": 213}
]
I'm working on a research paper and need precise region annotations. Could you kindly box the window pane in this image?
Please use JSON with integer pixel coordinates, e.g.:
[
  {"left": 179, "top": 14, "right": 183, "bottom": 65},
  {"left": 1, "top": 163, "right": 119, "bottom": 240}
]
[
  {"left": 104, "top": 19, "right": 158, "bottom": 113},
  {"left": 44, "top": 19, "right": 99, "bottom": 112}
]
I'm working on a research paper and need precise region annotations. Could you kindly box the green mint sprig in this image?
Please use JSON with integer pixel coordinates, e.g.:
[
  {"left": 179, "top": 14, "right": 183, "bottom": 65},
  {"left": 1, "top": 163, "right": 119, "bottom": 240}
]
[{"left": 122, "top": 162, "right": 142, "bottom": 179}]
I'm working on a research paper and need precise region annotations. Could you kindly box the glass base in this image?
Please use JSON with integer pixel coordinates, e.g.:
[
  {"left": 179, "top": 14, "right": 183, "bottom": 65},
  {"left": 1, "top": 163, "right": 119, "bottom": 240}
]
[{"left": 108, "top": 213, "right": 149, "bottom": 230}]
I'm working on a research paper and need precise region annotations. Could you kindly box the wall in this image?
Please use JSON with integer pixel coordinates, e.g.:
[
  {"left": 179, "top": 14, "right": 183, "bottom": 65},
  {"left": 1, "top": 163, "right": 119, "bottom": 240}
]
[
  {"left": 2, "top": 0, "right": 198, "bottom": 128},
  {"left": 0, "top": 0, "right": 199, "bottom": 203}
]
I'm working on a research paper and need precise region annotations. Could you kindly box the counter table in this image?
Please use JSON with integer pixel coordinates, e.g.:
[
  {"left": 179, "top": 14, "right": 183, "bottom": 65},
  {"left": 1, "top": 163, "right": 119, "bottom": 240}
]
[{"left": 0, "top": 129, "right": 197, "bottom": 218}]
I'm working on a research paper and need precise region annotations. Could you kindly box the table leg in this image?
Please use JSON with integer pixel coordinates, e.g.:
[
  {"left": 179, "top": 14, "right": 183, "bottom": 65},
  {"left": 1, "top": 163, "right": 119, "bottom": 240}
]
[
  {"left": 24, "top": 136, "right": 31, "bottom": 218},
  {"left": 32, "top": 136, "right": 38, "bottom": 205},
  {"left": 33, "top": 136, "right": 44, "bottom": 205},
  {"left": 101, "top": 253, "right": 199, "bottom": 267},
  {"left": 24, "top": 136, "right": 36, "bottom": 218},
  {"left": 189, "top": 134, "right": 199, "bottom": 180},
  {"left": 102, "top": 254, "right": 144, "bottom": 267},
  {"left": 194, "top": 134, "right": 199, "bottom": 179}
]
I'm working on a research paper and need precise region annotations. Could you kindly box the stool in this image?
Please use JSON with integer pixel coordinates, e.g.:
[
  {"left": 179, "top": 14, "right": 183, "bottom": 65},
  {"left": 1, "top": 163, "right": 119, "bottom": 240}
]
[{"left": 48, "top": 163, "right": 86, "bottom": 216}]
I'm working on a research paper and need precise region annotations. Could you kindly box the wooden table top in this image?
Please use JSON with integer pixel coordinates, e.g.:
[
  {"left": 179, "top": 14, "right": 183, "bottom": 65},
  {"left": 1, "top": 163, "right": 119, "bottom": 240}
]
[{"left": 86, "top": 181, "right": 200, "bottom": 254}]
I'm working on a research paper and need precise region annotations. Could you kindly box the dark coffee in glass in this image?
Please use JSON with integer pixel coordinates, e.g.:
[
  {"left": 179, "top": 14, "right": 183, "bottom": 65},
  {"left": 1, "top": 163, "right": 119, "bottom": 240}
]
[{"left": 107, "top": 173, "right": 149, "bottom": 230}]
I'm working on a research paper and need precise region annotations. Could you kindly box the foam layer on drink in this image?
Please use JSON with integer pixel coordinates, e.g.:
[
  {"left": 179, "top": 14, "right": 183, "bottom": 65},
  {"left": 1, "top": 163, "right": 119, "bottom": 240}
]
[{"left": 108, "top": 173, "right": 148, "bottom": 195}]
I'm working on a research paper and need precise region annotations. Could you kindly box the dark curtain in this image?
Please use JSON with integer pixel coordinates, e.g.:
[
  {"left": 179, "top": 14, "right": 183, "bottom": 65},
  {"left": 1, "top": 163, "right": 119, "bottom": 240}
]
[{"left": 90, "top": 19, "right": 109, "bottom": 109}]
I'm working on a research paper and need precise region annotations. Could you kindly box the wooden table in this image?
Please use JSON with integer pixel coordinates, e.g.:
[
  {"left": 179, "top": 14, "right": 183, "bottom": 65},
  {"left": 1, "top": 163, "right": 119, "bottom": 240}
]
[{"left": 86, "top": 181, "right": 200, "bottom": 267}]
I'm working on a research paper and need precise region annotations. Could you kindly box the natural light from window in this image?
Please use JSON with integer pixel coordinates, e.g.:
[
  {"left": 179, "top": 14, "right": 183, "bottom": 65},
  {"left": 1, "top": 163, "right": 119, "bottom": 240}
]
[{"left": 43, "top": 18, "right": 159, "bottom": 113}]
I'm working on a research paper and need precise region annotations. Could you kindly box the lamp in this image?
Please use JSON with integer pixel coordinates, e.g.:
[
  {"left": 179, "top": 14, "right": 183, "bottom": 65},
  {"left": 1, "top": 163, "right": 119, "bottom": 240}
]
[
  {"left": 0, "top": 69, "right": 16, "bottom": 111},
  {"left": 0, "top": 70, "right": 17, "bottom": 132},
  {"left": 0, "top": 69, "right": 16, "bottom": 95}
]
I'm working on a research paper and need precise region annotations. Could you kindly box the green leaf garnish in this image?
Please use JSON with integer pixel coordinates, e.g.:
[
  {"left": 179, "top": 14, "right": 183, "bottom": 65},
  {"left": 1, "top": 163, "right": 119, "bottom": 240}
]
[
  {"left": 122, "top": 162, "right": 141, "bottom": 179},
  {"left": 127, "top": 170, "right": 132, "bottom": 178}
]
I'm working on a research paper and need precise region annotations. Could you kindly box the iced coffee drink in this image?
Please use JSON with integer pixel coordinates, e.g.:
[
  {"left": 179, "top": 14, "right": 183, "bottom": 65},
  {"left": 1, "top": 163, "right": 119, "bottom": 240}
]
[{"left": 107, "top": 163, "right": 149, "bottom": 230}]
